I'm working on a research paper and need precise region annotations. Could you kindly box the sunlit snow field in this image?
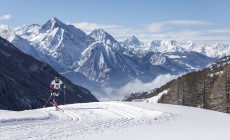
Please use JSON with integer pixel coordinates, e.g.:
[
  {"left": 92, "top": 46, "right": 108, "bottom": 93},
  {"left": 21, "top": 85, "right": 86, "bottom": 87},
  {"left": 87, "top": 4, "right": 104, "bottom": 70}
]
[{"left": 0, "top": 102, "right": 230, "bottom": 140}]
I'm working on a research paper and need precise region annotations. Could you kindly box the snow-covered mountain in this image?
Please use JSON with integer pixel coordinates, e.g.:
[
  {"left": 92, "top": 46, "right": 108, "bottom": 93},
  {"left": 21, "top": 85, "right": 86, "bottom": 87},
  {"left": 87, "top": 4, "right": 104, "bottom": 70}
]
[
  {"left": 0, "top": 17, "right": 226, "bottom": 100},
  {"left": 89, "top": 28, "right": 119, "bottom": 45},
  {"left": 84, "top": 29, "right": 152, "bottom": 86},
  {"left": 0, "top": 36, "right": 98, "bottom": 111},
  {"left": 0, "top": 25, "right": 39, "bottom": 57},
  {"left": 16, "top": 17, "right": 93, "bottom": 69},
  {"left": 148, "top": 40, "right": 184, "bottom": 53},
  {"left": 121, "top": 36, "right": 144, "bottom": 48},
  {"left": 75, "top": 41, "right": 140, "bottom": 87},
  {"left": 147, "top": 40, "right": 230, "bottom": 58}
]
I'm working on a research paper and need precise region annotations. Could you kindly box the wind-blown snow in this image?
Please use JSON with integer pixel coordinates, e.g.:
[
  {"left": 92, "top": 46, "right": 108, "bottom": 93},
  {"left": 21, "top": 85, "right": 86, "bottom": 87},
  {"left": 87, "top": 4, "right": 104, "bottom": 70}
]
[{"left": 0, "top": 102, "right": 229, "bottom": 140}]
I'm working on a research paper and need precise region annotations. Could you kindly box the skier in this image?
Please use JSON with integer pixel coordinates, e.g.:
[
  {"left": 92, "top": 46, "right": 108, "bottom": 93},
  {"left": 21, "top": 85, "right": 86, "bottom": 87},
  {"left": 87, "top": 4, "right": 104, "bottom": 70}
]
[{"left": 50, "top": 75, "right": 66, "bottom": 110}]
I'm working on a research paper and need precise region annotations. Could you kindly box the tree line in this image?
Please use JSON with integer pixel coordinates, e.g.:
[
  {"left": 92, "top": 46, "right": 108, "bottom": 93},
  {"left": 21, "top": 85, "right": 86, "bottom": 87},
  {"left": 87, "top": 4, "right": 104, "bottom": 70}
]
[{"left": 160, "top": 58, "right": 230, "bottom": 113}]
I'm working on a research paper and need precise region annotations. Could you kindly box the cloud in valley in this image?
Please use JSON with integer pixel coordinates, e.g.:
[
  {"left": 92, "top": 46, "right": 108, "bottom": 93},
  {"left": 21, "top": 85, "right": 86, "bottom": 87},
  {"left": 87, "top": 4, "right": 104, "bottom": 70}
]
[{"left": 100, "top": 74, "right": 178, "bottom": 101}]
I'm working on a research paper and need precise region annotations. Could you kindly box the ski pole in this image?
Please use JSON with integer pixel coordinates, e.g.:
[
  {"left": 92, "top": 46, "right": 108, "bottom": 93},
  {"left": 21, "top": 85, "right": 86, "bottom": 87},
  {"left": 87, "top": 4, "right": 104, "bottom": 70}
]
[
  {"left": 64, "top": 86, "right": 66, "bottom": 108},
  {"left": 43, "top": 94, "right": 52, "bottom": 107}
]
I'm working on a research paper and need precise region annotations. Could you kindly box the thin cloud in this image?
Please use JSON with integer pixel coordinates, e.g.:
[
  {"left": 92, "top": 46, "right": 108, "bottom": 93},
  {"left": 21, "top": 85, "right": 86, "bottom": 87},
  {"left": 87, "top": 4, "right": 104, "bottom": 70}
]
[
  {"left": 137, "top": 30, "right": 230, "bottom": 44},
  {"left": 0, "top": 14, "right": 11, "bottom": 20},
  {"left": 145, "top": 20, "right": 213, "bottom": 33},
  {"left": 163, "top": 20, "right": 213, "bottom": 26},
  {"left": 70, "top": 20, "right": 230, "bottom": 44},
  {"left": 145, "top": 23, "right": 163, "bottom": 32},
  {"left": 72, "top": 22, "right": 142, "bottom": 41},
  {"left": 205, "top": 29, "right": 230, "bottom": 34},
  {"left": 73, "top": 22, "right": 129, "bottom": 34}
]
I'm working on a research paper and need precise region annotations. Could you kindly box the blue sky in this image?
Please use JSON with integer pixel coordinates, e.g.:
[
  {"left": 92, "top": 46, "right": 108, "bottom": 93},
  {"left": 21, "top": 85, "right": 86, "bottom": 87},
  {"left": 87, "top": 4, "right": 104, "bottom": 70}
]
[{"left": 0, "top": 0, "right": 230, "bottom": 43}]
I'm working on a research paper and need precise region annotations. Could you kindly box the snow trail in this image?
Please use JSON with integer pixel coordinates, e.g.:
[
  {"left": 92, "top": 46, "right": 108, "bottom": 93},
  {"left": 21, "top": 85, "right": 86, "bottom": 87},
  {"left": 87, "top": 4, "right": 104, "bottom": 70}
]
[
  {"left": 0, "top": 102, "right": 167, "bottom": 140},
  {"left": 1, "top": 102, "right": 230, "bottom": 140}
]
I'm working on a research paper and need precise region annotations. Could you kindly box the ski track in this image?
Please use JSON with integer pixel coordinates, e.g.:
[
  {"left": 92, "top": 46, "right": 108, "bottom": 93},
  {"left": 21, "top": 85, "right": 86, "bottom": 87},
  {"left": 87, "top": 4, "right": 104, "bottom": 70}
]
[{"left": 0, "top": 102, "right": 172, "bottom": 140}]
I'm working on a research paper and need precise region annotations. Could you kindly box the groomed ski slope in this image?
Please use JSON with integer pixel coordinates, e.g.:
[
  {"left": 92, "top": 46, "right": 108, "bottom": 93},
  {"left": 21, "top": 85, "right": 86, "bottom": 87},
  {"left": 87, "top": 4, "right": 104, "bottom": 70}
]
[{"left": 0, "top": 102, "right": 230, "bottom": 140}]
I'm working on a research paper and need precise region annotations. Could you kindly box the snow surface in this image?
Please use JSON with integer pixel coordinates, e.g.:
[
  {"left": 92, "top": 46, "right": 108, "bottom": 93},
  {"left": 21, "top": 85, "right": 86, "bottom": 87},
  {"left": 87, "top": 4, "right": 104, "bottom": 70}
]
[
  {"left": 144, "top": 90, "right": 168, "bottom": 103},
  {"left": 0, "top": 102, "right": 230, "bottom": 140}
]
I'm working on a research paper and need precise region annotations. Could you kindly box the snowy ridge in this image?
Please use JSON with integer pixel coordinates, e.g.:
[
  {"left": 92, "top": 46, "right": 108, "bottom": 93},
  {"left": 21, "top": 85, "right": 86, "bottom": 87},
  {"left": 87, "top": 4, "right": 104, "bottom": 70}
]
[{"left": 146, "top": 40, "right": 230, "bottom": 58}]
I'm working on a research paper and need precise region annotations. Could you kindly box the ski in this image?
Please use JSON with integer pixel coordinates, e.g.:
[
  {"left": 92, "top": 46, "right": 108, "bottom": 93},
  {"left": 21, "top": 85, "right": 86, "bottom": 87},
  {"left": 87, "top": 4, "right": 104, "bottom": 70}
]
[{"left": 50, "top": 102, "right": 64, "bottom": 112}]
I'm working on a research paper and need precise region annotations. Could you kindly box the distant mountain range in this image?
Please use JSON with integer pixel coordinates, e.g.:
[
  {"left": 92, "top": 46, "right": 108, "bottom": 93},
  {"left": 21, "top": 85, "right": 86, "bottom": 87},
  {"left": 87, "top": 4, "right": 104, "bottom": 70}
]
[
  {"left": 1, "top": 17, "right": 229, "bottom": 99},
  {"left": 0, "top": 36, "right": 98, "bottom": 111}
]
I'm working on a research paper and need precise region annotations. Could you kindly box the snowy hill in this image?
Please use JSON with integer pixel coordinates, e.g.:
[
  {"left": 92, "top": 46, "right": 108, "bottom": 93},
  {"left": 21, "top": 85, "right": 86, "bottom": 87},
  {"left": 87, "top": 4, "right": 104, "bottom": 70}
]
[{"left": 0, "top": 102, "right": 229, "bottom": 140}]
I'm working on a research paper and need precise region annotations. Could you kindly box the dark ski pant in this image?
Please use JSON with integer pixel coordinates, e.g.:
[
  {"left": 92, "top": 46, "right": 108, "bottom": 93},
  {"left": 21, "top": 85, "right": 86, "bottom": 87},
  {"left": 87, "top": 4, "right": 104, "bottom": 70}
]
[{"left": 52, "top": 89, "right": 61, "bottom": 103}]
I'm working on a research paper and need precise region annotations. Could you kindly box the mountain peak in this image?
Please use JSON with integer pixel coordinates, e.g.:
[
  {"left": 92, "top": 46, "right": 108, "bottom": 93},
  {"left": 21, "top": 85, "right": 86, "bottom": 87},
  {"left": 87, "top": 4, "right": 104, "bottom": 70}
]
[
  {"left": 170, "top": 40, "right": 177, "bottom": 45},
  {"left": 184, "top": 40, "right": 195, "bottom": 46},
  {"left": 0, "top": 24, "right": 16, "bottom": 41},
  {"left": 150, "top": 40, "right": 178, "bottom": 47},
  {"left": 90, "top": 28, "right": 111, "bottom": 38},
  {"left": 41, "top": 17, "right": 66, "bottom": 31},
  {"left": 50, "top": 17, "right": 60, "bottom": 22},
  {"left": 0, "top": 24, "right": 11, "bottom": 30},
  {"left": 128, "top": 36, "right": 140, "bottom": 43},
  {"left": 150, "top": 40, "right": 162, "bottom": 47},
  {"left": 93, "top": 28, "right": 106, "bottom": 34},
  {"left": 123, "top": 36, "right": 142, "bottom": 47},
  {"left": 130, "top": 35, "right": 138, "bottom": 40},
  {"left": 89, "top": 28, "right": 118, "bottom": 44},
  {"left": 50, "top": 17, "right": 65, "bottom": 26}
]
